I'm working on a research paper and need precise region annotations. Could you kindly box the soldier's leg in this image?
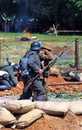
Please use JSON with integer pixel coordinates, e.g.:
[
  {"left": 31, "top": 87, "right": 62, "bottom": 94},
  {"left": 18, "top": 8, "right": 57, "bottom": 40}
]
[
  {"left": 0, "top": 80, "right": 11, "bottom": 90},
  {"left": 41, "top": 78, "right": 48, "bottom": 93},
  {"left": 19, "top": 78, "right": 32, "bottom": 100},
  {"left": 19, "top": 88, "right": 32, "bottom": 100},
  {"left": 32, "top": 79, "right": 47, "bottom": 101}
]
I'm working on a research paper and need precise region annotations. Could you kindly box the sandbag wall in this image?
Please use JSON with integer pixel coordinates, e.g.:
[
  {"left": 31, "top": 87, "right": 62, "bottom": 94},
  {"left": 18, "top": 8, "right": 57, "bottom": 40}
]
[
  {"left": 0, "top": 99, "right": 82, "bottom": 129},
  {"left": 0, "top": 99, "right": 43, "bottom": 129}
]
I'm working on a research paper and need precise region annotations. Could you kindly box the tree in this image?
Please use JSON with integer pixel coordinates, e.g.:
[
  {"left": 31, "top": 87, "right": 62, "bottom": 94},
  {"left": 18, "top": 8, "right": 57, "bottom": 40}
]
[
  {"left": 0, "top": 0, "right": 17, "bottom": 31},
  {"left": 67, "top": 0, "right": 82, "bottom": 29},
  {"left": 0, "top": 0, "right": 82, "bottom": 32}
]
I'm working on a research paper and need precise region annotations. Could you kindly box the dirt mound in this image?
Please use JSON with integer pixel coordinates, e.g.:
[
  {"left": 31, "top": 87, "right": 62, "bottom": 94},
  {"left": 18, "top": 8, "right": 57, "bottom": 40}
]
[
  {"left": 21, "top": 112, "right": 82, "bottom": 130},
  {"left": 52, "top": 46, "right": 74, "bottom": 55},
  {"left": 0, "top": 75, "right": 82, "bottom": 97},
  {"left": 1, "top": 111, "right": 82, "bottom": 130},
  {"left": 0, "top": 81, "right": 23, "bottom": 97}
]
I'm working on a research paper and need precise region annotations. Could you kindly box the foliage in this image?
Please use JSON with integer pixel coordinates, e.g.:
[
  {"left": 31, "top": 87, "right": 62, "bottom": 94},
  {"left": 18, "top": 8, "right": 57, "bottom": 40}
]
[
  {"left": 47, "top": 92, "right": 82, "bottom": 100},
  {"left": 0, "top": 0, "right": 82, "bottom": 31},
  {"left": 67, "top": 0, "right": 82, "bottom": 27},
  {"left": 0, "top": 0, "right": 17, "bottom": 16}
]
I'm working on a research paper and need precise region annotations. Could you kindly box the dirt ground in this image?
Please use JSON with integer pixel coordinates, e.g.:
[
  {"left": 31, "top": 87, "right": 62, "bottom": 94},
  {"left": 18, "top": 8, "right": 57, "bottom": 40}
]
[{"left": 1, "top": 45, "right": 82, "bottom": 130}]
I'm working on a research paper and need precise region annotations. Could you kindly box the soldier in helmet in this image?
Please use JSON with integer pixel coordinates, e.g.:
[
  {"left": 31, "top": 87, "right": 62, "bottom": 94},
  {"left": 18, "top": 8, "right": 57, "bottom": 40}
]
[
  {"left": 19, "top": 41, "right": 47, "bottom": 101},
  {"left": 39, "top": 42, "right": 53, "bottom": 69},
  {"left": 0, "top": 65, "right": 22, "bottom": 90}
]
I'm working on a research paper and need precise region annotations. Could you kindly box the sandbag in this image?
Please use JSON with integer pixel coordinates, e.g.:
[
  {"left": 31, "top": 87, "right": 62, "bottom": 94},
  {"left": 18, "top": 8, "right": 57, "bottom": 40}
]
[
  {"left": 0, "top": 106, "right": 16, "bottom": 126},
  {"left": 1, "top": 99, "right": 35, "bottom": 114},
  {"left": 16, "top": 109, "right": 44, "bottom": 128},
  {"left": 69, "top": 101, "right": 82, "bottom": 115},
  {"left": 50, "top": 67, "right": 59, "bottom": 76},
  {"left": 35, "top": 101, "right": 69, "bottom": 115}
]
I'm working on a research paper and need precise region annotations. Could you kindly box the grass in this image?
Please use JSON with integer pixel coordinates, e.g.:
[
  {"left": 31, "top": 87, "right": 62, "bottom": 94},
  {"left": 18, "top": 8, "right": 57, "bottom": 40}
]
[{"left": 0, "top": 32, "right": 82, "bottom": 67}]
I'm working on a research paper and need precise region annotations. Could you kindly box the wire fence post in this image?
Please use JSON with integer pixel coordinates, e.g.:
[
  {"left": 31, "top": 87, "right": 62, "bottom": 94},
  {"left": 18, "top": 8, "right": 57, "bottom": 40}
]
[{"left": 75, "top": 38, "right": 80, "bottom": 70}]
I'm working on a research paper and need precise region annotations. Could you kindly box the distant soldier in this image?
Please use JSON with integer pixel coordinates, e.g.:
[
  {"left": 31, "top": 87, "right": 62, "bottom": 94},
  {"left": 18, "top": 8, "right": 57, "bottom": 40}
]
[{"left": 62, "top": 71, "right": 80, "bottom": 82}]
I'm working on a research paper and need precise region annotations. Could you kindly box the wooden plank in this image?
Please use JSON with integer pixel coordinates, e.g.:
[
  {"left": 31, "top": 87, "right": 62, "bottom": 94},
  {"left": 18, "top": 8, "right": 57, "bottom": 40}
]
[{"left": 48, "top": 81, "right": 82, "bottom": 86}]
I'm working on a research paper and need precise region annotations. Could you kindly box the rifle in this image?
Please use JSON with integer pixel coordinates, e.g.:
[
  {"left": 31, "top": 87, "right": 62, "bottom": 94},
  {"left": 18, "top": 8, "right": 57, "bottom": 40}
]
[
  {"left": 24, "top": 49, "right": 70, "bottom": 92},
  {"left": 0, "top": 53, "right": 11, "bottom": 68},
  {"left": 6, "top": 53, "right": 11, "bottom": 66}
]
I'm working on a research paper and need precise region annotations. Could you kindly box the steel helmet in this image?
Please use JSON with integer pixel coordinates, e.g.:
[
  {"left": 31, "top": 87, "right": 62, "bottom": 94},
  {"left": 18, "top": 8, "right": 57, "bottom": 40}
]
[
  {"left": 38, "top": 41, "right": 43, "bottom": 47},
  {"left": 30, "top": 41, "right": 41, "bottom": 51},
  {"left": 12, "top": 63, "right": 20, "bottom": 70}
]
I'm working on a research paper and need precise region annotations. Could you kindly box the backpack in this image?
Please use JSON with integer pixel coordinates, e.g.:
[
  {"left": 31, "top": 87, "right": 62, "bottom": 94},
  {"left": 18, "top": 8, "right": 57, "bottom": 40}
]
[{"left": 19, "top": 57, "right": 29, "bottom": 79}]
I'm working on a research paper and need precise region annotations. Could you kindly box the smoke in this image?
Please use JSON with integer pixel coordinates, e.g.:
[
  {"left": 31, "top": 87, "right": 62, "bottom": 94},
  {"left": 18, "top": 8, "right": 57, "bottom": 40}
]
[
  {"left": 14, "top": 16, "right": 38, "bottom": 32},
  {"left": 13, "top": 1, "right": 38, "bottom": 32}
]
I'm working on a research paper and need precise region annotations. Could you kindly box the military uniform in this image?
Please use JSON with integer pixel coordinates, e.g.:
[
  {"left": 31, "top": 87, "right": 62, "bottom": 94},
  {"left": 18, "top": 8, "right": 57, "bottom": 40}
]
[
  {"left": 19, "top": 41, "right": 46, "bottom": 101},
  {"left": 38, "top": 45, "right": 52, "bottom": 96},
  {"left": 39, "top": 49, "right": 53, "bottom": 65},
  {"left": 0, "top": 70, "right": 11, "bottom": 90},
  {"left": 0, "top": 65, "right": 17, "bottom": 90}
]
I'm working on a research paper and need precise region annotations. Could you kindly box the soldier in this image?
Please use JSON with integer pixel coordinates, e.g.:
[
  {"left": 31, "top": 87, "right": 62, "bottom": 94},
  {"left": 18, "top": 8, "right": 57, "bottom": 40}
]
[
  {"left": 19, "top": 41, "right": 47, "bottom": 101},
  {"left": 39, "top": 42, "right": 53, "bottom": 68},
  {"left": 38, "top": 42, "right": 53, "bottom": 92},
  {"left": 39, "top": 42, "right": 59, "bottom": 77},
  {"left": 0, "top": 70, "right": 11, "bottom": 90},
  {"left": 0, "top": 65, "right": 22, "bottom": 90}
]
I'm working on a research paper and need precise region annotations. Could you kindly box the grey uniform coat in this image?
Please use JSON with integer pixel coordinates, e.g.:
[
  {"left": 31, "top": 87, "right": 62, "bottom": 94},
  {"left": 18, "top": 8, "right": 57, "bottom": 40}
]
[
  {"left": 21, "top": 50, "right": 45, "bottom": 100},
  {"left": 27, "top": 50, "right": 45, "bottom": 93},
  {"left": 27, "top": 51, "right": 41, "bottom": 76}
]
